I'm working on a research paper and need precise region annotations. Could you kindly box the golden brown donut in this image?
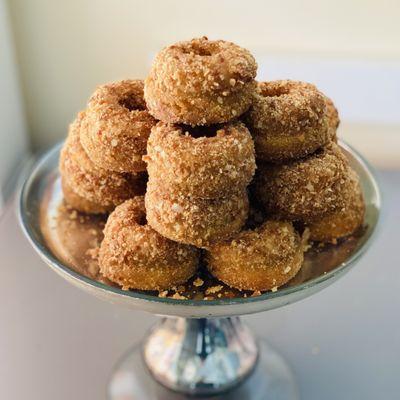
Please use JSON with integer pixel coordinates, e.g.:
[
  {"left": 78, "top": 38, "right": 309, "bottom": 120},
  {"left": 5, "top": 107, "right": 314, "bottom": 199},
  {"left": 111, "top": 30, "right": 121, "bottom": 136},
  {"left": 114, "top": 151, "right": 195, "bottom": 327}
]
[
  {"left": 145, "top": 181, "right": 249, "bottom": 247},
  {"left": 308, "top": 169, "right": 365, "bottom": 242},
  {"left": 99, "top": 197, "right": 199, "bottom": 290},
  {"left": 80, "top": 80, "right": 156, "bottom": 173},
  {"left": 144, "top": 121, "right": 256, "bottom": 198},
  {"left": 61, "top": 178, "right": 112, "bottom": 214},
  {"left": 255, "top": 143, "right": 351, "bottom": 221},
  {"left": 60, "top": 112, "right": 146, "bottom": 208},
  {"left": 245, "top": 80, "right": 331, "bottom": 162},
  {"left": 206, "top": 220, "right": 304, "bottom": 291},
  {"left": 144, "top": 37, "right": 257, "bottom": 125}
]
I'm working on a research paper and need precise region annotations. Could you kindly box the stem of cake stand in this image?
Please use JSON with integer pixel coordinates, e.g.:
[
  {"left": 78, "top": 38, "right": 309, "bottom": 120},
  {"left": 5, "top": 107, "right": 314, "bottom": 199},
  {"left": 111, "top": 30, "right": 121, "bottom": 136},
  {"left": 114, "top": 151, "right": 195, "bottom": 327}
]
[
  {"left": 143, "top": 317, "right": 258, "bottom": 395},
  {"left": 108, "top": 316, "right": 299, "bottom": 399}
]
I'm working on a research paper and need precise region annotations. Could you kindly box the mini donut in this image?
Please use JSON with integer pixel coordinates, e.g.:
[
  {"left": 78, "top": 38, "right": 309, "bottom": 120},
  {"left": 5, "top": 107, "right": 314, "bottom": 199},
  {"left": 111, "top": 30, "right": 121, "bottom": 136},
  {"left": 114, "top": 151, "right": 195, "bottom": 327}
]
[
  {"left": 206, "top": 220, "right": 304, "bottom": 291},
  {"left": 308, "top": 169, "right": 365, "bottom": 242},
  {"left": 61, "top": 178, "right": 112, "bottom": 214},
  {"left": 255, "top": 143, "right": 351, "bottom": 221},
  {"left": 60, "top": 112, "right": 146, "bottom": 209},
  {"left": 144, "top": 121, "right": 256, "bottom": 198},
  {"left": 80, "top": 80, "right": 157, "bottom": 173},
  {"left": 145, "top": 181, "right": 249, "bottom": 247},
  {"left": 99, "top": 197, "right": 199, "bottom": 290},
  {"left": 245, "top": 80, "right": 331, "bottom": 162},
  {"left": 144, "top": 37, "right": 257, "bottom": 125}
]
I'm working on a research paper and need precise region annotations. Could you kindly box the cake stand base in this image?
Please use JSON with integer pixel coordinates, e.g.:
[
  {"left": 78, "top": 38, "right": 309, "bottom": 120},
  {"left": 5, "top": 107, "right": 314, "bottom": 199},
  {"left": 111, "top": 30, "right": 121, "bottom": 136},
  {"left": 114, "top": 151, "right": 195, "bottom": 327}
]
[{"left": 108, "top": 317, "right": 299, "bottom": 400}]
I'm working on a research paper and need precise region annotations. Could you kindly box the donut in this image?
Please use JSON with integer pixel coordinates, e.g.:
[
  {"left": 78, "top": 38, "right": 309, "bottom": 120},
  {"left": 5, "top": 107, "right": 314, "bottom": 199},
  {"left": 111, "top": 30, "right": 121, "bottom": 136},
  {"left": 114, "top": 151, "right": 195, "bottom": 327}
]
[
  {"left": 80, "top": 80, "right": 156, "bottom": 173},
  {"left": 99, "top": 197, "right": 199, "bottom": 290},
  {"left": 61, "top": 178, "right": 112, "bottom": 214},
  {"left": 145, "top": 181, "right": 249, "bottom": 247},
  {"left": 206, "top": 220, "right": 304, "bottom": 291},
  {"left": 255, "top": 143, "right": 351, "bottom": 221},
  {"left": 245, "top": 80, "right": 332, "bottom": 162},
  {"left": 144, "top": 37, "right": 257, "bottom": 125},
  {"left": 60, "top": 112, "right": 146, "bottom": 209},
  {"left": 144, "top": 121, "right": 256, "bottom": 198},
  {"left": 308, "top": 169, "right": 365, "bottom": 242}
]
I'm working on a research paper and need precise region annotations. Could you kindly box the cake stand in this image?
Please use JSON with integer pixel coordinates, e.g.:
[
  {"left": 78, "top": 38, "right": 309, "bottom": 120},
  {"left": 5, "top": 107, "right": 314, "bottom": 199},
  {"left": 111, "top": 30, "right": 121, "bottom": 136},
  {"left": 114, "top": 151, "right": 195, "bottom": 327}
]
[{"left": 19, "top": 141, "right": 381, "bottom": 399}]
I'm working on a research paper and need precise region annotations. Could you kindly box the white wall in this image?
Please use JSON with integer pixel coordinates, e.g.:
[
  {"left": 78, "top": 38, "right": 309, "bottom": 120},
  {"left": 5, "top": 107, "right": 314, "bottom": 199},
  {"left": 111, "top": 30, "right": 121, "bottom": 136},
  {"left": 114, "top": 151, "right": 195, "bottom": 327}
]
[
  {"left": 7, "top": 0, "right": 400, "bottom": 162},
  {"left": 0, "top": 0, "right": 28, "bottom": 207}
]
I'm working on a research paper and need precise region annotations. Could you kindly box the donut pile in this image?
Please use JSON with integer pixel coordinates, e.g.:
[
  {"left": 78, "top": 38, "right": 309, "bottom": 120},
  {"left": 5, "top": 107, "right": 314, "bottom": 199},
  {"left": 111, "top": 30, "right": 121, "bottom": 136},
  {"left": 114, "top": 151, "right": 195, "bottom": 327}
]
[{"left": 59, "top": 37, "right": 365, "bottom": 294}]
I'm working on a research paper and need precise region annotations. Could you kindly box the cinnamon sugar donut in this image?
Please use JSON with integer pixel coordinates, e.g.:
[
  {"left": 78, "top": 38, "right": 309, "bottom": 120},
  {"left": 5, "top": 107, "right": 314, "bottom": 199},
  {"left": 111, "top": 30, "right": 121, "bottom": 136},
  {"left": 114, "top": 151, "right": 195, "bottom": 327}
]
[
  {"left": 246, "top": 80, "right": 331, "bottom": 162},
  {"left": 144, "top": 121, "right": 256, "bottom": 198},
  {"left": 61, "top": 178, "right": 112, "bottom": 214},
  {"left": 308, "top": 169, "right": 365, "bottom": 242},
  {"left": 206, "top": 220, "right": 304, "bottom": 291},
  {"left": 80, "top": 80, "right": 156, "bottom": 173},
  {"left": 99, "top": 197, "right": 199, "bottom": 290},
  {"left": 255, "top": 143, "right": 351, "bottom": 221},
  {"left": 60, "top": 112, "right": 146, "bottom": 209},
  {"left": 145, "top": 181, "right": 249, "bottom": 247},
  {"left": 144, "top": 37, "right": 257, "bottom": 125}
]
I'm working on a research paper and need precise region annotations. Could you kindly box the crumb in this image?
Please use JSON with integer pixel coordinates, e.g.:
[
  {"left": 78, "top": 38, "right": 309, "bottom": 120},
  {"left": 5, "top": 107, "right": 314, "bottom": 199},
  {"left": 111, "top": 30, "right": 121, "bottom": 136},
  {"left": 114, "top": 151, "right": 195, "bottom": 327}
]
[
  {"left": 251, "top": 290, "right": 262, "bottom": 297},
  {"left": 271, "top": 286, "right": 278, "bottom": 292},
  {"left": 158, "top": 290, "right": 168, "bottom": 298},
  {"left": 193, "top": 277, "right": 204, "bottom": 287},
  {"left": 206, "top": 285, "right": 223, "bottom": 295},
  {"left": 170, "top": 293, "right": 186, "bottom": 300}
]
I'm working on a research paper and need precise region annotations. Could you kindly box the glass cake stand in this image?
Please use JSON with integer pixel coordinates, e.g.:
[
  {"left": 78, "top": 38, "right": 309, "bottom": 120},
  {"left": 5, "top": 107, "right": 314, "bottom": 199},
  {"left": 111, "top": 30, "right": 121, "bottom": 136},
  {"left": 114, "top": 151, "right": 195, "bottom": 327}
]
[{"left": 19, "top": 141, "right": 380, "bottom": 399}]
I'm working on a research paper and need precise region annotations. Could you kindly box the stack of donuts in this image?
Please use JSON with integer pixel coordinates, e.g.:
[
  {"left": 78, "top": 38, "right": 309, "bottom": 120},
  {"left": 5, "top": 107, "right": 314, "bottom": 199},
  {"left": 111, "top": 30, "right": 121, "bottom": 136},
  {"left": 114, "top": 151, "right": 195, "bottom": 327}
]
[{"left": 59, "top": 37, "right": 365, "bottom": 295}]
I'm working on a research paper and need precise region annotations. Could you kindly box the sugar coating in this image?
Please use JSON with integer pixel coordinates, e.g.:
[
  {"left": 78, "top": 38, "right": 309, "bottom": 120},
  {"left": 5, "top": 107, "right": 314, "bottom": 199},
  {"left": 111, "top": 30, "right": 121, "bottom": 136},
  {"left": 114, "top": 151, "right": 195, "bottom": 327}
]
[
  {"left": 145, "top": 121, "right": 256, "bottom": 198},
  {"left": 255, "top": 143, "right": 352, "bottom": 221},
  {"left": 80, "top": 80, "right": 157, "bottom": 173},
  {"left": 145, "top": 181, "right": 249, "bottom": 248},
  {"left": 245, "top": 80, "right": 338, "bottom": 163},
  {"left": 61, "top": 178, "right": 112, "bottom": 214},
  {"left": 206, "top": 220, "right": 304, "bottom": 291},
  {"left": 59, "top": 112, "right": 146, "bottom": 209},
  {"left": 99, "top": 197, "right": 199, "bottom": 290},
  {"left": 144, "top": 37, "right": 257, "bottom": 125},
  {"left": 308, "top": 168, "right": 365, "bottom": 242}
]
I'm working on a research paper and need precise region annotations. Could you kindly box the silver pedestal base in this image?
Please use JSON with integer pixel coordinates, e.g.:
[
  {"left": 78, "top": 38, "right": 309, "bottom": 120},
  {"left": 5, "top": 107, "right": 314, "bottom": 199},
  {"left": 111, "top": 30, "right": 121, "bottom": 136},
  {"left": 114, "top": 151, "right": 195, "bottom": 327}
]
[{"left": 108, "top": 317, "right": 298, "bottom": 399}]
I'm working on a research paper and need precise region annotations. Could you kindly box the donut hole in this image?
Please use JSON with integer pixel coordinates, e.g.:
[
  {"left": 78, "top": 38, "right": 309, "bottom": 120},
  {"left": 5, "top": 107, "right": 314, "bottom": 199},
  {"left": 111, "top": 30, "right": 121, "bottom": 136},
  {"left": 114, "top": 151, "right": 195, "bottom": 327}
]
[
  {"left": 181, "top": 124, "right": 222, "bottom": 138},
  {"left": 260, "top": 85, "right": 290, "bottom": 98},
  {"left": 136, "top": 213, "right": 147, "bottom": 226},
  {"left": 182, "top": 44, "right": 213, "bottom": 57},
  {"left": 181, "top": 39, "right": 219, "bottom": 57},
  {"left": 119, "top": 95, "right": 146, "bottom": 112}
]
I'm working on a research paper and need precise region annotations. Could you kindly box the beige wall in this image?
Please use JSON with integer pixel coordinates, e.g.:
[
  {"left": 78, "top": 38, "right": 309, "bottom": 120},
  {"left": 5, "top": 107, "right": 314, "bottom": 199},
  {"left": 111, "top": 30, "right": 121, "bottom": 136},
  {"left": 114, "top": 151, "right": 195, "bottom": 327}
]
[{"left": 8, "top": 0, "right": 400, "bottom": 149}]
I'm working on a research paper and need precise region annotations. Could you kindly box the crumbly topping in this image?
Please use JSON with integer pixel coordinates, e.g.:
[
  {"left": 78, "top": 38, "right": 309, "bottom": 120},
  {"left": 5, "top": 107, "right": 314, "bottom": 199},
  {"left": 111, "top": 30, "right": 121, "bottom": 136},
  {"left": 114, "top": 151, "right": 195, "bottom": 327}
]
[
  {"left": 99, "top": 198, "right": 199, "bottom": 290},
  {"left": 245, "top": 80, "right": 338, "bottom": 162},
  {"left": 81, "top": 80, "right": 156, "bottom": 173},
  {"left": 145, "top": 120, "right": 255, "bottom": 198},
  {"left": 255, "top": 143, "right": 352, "bottom": 221},
  {"left": 205, "top": 220, "right": 304, "bottom": 291},
  {"left": 144, "top": 37, "right": 257, "bottom": 125}
]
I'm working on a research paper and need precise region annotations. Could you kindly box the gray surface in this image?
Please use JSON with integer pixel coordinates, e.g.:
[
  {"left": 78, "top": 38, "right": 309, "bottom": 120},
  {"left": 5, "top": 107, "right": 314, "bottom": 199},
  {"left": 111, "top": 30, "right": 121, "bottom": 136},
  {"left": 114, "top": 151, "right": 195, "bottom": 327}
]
[{"left": 0, "top": 171, "right": 398, "bottom": 400}]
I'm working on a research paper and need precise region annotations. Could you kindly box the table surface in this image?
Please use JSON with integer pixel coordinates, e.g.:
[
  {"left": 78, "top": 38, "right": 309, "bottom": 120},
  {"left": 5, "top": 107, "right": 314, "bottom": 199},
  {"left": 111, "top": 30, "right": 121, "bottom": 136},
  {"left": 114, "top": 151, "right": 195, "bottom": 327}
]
[{"left": 0, "top": 171, "right": 398, "bottom": 400}]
